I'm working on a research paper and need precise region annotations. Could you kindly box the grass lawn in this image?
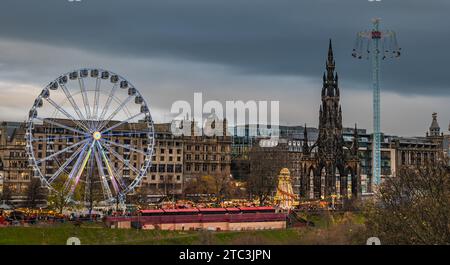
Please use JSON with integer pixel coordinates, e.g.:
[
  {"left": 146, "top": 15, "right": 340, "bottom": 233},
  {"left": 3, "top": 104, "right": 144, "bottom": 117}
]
[
  {"left": 0, "top": 212, "right": 366, "bottom": 245},
  {"left": 0, "top": 222, "right": 310, "bottom": 245}
]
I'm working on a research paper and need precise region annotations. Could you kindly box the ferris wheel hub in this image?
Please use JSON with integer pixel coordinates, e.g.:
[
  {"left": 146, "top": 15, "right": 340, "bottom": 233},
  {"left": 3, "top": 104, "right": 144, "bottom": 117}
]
[{"left": 93, "top": 131, "right": 102, "bottom": 140}]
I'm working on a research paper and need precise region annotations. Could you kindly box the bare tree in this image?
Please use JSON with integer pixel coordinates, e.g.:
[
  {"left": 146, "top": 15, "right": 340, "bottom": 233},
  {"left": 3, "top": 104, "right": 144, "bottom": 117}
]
[
  {"left": 127, "top": 185, "right": 152, "bottom": 207},
  {"left": 365, "top": 159, "right": 450, "bottom": 245},
  {"left": 1, "top": 184, "right": 12, "bottom": 205},
  {"left": 248, "top": 142, "right": 289, "bottom": 205},
  {"left": 183, "top": 174, "right": 234, "bottom": 204},
  {"left": 25, "top": 177, "right": 46, "bottom": 208},
  {"left": 184, "top": 175, "right": 217, "bottom": 201}
]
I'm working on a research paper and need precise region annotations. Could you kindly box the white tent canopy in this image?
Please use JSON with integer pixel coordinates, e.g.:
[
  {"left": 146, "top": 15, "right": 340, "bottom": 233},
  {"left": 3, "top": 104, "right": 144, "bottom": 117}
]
[{"left": 0, "top": 201, "right": 12, "bottom": 210}]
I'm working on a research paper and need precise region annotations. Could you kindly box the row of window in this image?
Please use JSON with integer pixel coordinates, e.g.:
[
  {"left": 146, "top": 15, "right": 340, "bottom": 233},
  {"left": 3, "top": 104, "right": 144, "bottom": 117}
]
[
  {"left": 149, "top": 164, "right": 183, "bottom": 173},
  {"left": 185, "top": 145, "right": 227, "bottom": 152},
  {"left": 156, "top": 148, "right": 182, "bottom": 155},
  {"left": 6, "top": 151, "right": 27, "bottom": 158},
  {"left": 145, "top": 175, "right": 182, "bottom": 182},
  {"left": 152, "top": 156, "right": 182, "bottom": 162},
  {"left": 185, "top": 163, "right": 228, "bottom": 172},
  {"left": 185, "top": 154, "right": 228, "bottom": 161}
]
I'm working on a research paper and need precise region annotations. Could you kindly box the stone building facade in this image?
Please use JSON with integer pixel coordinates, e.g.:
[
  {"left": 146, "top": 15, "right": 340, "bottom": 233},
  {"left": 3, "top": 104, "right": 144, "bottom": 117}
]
[{"left": 0, "top": 119, "right": 232, "bottom": 206}]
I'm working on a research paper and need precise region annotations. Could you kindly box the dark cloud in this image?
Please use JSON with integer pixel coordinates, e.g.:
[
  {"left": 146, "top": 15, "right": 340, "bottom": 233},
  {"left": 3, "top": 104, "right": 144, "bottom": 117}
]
[{"left": 0, "top": 0, "right": 449, "bottom": 95}]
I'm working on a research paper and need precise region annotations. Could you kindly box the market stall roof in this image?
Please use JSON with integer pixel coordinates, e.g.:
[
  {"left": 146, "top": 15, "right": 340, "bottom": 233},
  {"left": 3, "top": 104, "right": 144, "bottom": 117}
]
[
  {"left": 140, "top": 209, "right": 165, "bottom": 214},
  {"left": 0, "top": 203, "right": 12, "bottom": 210},
  {"left": 197, "top": 208, "right": 227, "bottom": 212}
]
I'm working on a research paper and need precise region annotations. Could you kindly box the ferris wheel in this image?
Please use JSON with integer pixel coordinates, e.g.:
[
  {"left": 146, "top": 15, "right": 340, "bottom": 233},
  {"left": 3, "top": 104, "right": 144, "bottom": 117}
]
[{"left": 25, "top": 68, "right": 155, "bottom": 205}]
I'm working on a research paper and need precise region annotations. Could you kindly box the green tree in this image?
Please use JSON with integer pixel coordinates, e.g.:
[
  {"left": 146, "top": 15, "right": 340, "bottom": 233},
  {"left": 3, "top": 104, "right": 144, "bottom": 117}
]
[{"left": 47, "top": 174, "right": 82, "bottom": 214}]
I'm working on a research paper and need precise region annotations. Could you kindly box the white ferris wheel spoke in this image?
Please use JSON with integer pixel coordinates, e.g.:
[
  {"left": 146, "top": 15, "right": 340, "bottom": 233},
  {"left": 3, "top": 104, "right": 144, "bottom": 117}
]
[
  {"left": 100, "top": 112, "right": 144, "bottom": 134},
  {"left": 36, "top": 138, "right": 89, "bottom": 164},
  {"left": 77, "top": 77, "right": 92, "bottom": 129},
  {"left": 100, "top": 140, "right": 141, "bottom": 176},
  {"left": 48, "top": 143, "right": 86, "bottom": 184},
  {"left": 63, "top": 142, "right": 90, "bottom": 194},
  {"left": 35, "top": 117, "right": 87, "bottom": 136},
  {"left": 96, "top": 141, "right": 127, "bottom": 190},
  {"left": 95, "top": 142, "right": 120, "bottom": 193},
  {"left": 97, "top": 95, "right": 134, "bottom": 131},
  {"left": 101, "top": 130, "right": 151, "bottom": 137},
  {"left": 97, "top": 83, "right": 118, "bottom": 128},
  {"left": 68, "top": 141, "right": 95, "bottom": 197},
  {"left": 31, "top": 134, "right": 85, "bottom": 143},
  {"left": 94, "top": 147, "right": 113, "bottom": 201},
  {"left": 101, "top": 138, "right": 147, "bottom": 156},
  {"left": 59, "top": 82, "right": 88, "bottom": 126},
  {"left": 45, "top": 97, "right": 90, "bottom": 131},
  {"left": 93, "top": 77, "right": 101, "bottom": 120}
]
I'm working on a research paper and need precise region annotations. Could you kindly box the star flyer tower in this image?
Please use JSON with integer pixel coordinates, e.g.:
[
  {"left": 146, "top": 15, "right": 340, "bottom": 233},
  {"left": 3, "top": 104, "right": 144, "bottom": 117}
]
[{"left": 352, "top": 18, "right": 401, "bottom": 188}]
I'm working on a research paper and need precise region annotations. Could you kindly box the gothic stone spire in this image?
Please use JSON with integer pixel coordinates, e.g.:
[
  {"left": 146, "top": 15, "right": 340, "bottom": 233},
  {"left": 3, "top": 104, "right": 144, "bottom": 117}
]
[{"left": 318, "top": 39, "right": 344, "bottom": 160}]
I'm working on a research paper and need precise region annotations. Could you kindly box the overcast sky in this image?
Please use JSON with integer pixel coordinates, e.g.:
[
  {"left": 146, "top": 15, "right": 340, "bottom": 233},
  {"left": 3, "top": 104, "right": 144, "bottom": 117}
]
[{"left": 0, "top": 0, "right": 449, "bottom": 136}]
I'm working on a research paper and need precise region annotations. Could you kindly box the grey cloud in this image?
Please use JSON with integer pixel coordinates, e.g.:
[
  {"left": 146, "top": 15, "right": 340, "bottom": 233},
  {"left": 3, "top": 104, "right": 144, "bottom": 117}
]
[
  {"left": 0, "top": 0, "right": 449, "bottom": 96},
  {"left": 0, "top": 0, "right": 448, "bottom": 137}
]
